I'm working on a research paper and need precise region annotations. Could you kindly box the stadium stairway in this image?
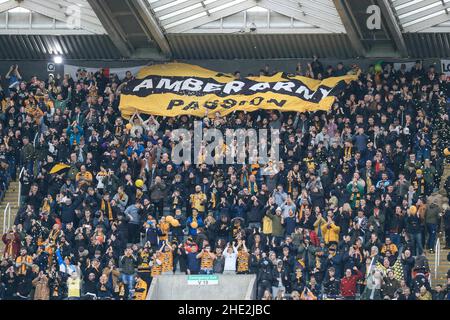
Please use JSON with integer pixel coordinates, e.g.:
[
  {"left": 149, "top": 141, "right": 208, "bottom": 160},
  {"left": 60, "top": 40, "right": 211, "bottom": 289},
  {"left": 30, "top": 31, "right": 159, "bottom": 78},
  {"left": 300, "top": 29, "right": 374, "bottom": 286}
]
[
  {"left": 425, "top": 235, "right": 450, "bottom": 285},
  {"left": 0, "top": 181, "right": 20, "bottom": 253}
]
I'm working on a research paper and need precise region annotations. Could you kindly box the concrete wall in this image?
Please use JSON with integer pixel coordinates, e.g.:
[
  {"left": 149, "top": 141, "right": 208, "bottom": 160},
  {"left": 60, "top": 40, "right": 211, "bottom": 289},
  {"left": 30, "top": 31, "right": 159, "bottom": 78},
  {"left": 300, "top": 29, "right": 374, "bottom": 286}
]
[{"left": 147, "top": 274, "right": 257, "bottom": 300}]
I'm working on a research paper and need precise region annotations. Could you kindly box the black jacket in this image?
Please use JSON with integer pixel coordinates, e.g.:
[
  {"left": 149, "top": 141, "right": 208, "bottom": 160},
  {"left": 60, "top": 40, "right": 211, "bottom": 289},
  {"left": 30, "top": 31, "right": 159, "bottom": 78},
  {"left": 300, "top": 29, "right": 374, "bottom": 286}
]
[
  {"left": 323, "top": 277, "right": 340, "bottom": 297},
  {"left": 247, "top": 202, "right": 264, "bottom": 223},
  {"left": 405, "top": 215, "right": 421, "bottom": 234},
  {"left": 83, "top": 278, "right": 98, "bottom": 295}
]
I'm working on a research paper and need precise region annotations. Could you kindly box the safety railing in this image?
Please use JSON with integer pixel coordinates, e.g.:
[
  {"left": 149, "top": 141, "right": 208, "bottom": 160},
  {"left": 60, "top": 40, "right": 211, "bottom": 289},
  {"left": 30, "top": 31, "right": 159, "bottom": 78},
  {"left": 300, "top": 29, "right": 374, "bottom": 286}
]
[
  {"left": 434, "top": 238, "right": 441, "bottom": 279},
  {"left": 2, "top": 203, "right": 11, "bottom": 236},
  {"left": 18, "top": 167, "right": 25, "bottom": 207}
]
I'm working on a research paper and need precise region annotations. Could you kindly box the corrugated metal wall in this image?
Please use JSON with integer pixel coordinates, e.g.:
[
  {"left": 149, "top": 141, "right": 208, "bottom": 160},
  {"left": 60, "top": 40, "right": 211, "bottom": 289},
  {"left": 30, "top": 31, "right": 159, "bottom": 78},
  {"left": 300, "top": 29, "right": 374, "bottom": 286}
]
[
  {"left": 0, "top": 35, "right": 121, "bottom": 60},
  {"left": 0, "top": 33, "right": 449, "bottom": 60},
  {"left": 403, "top": 33, "right": 450, "bottom": 58},
  {"left": 168, "top": 34, "right": 358, "bottom": 59},
  {"left": 169, "top": 33, "right": 450, "bottom": 59}
]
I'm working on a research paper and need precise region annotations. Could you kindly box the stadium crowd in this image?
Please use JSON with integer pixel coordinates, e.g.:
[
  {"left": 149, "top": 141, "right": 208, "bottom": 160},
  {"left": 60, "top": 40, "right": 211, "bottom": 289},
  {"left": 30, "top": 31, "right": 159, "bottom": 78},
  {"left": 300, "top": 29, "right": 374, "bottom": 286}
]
[{"left": 0, "top": 59, "right": 449, "bottom": 300}]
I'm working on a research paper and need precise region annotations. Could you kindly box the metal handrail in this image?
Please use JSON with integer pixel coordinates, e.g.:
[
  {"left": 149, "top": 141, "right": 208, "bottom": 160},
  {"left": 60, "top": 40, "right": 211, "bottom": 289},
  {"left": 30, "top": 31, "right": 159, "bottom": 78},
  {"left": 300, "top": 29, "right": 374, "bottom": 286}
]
[
  {"left": 434, "top": 238, "right": 441, "bottom": 279},
  {"left": 3, "top": 203, "right": 11, "bottom": 236},
  {"left": 18, "top": 167, "right": 25, "bottom": 207}
]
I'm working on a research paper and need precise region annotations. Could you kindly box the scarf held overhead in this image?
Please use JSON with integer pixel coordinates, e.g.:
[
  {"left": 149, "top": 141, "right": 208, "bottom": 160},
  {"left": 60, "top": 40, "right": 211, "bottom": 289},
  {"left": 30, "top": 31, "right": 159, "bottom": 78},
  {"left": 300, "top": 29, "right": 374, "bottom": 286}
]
[{"left": 119, "top": 63, "right": 358, "bottom": 118}]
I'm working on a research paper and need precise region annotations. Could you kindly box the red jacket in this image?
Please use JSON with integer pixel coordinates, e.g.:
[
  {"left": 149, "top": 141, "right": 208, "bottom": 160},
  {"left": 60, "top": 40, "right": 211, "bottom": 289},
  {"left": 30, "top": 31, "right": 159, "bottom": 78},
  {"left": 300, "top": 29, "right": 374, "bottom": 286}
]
[{"left": 340, "top": 270, "right": 363, "bottom": 297}]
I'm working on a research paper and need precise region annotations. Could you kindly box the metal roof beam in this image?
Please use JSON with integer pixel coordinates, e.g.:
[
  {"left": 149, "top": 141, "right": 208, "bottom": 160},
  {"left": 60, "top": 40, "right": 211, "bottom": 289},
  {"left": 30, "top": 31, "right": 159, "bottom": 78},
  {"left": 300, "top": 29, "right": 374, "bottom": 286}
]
[
  {"left": 258, "top": 0, "right": 345, "bottom": 32},
  {"left": 0, "top": 29, "right": 95, "bottom": 35},
  {"left": 152, "top": 0, "right": 188, "bottom": 8},
  {"left": 424, "top": 25, "right": 450, "bottom": 32},
  {"left": 156, "top": 0, "right": 215, "bottom": 17},
  {"left": 166, "top": 0, "right": 256, "bottom": 33},
  {"left": 44, "top": 0, "right": 101, "bottom": 21},
  {"left": 404, "top": 11, "right": 450, "bottom": 32},
  {"left": 284, "top": 0, "right": 341, "bottom": 18},
  {"left": 87, "top": 0, "right": 133, "bottom": 57},
  {"left": 332, "top": 0, "right": 365, "bottom": 56},
  {"left": 394, "top": 0, "right": 417, "bottom": 6},
  {"left": 377, "top": 0, "right": 408, "bottom": 57},
  {"left": 0, "top": 0, "right": 18, "bottom": 13},
  {"left": 150, "top": 0, "right": 185, "bottom": 8},
  {"left": 395, "top": 0, "right": 449, "bottom": 16},
  {"left": 125, "top": 0, "right": 172, "bottom": 57},
  {"left": 185, "top": 27, "right": 333, "bottom": 33},
  {"left": 400, "top": 1, "right": 450, "bottom": 24},
  {"left": 160, "top": 0, "right": 251, "bottom": 26},
  {"left": 20, "top": 0, "right": 105, "bottom": 34}
]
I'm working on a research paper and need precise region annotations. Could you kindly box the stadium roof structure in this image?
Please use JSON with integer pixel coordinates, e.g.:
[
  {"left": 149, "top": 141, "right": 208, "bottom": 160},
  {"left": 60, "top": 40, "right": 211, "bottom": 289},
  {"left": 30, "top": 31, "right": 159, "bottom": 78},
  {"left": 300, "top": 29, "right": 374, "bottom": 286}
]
[
  {"left": 0, "top": 0, "right": 449, "bottom": 60},
  {"left": 0, "top": 0, "right": 105, "bottom": 34}
]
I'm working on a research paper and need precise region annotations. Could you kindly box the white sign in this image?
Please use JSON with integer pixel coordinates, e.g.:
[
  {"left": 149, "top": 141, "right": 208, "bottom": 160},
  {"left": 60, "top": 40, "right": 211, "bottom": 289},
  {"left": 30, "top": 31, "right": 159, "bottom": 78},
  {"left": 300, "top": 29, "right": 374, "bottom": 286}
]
[
  {"left": 441, "top": 59, "right": 450, "bottom": 77},
  {"left": 366, "top": 5, "right": 381, "bottom": 30},
  {"left": 187, "top": 275, "right": 219, "bottom": 286}
]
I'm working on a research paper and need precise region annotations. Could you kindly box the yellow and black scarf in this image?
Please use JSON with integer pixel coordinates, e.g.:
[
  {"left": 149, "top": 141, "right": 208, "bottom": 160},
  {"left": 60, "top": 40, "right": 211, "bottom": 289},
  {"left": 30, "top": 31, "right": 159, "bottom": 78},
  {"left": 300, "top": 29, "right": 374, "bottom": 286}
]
[
  {"left": 413, "top": 177, "right": 426, "bottom": 195},
  {"left": 344, "top": 146, "right": 352, "bottom": 160},
  {"left": 101, "top": 199, "right": 114, "bottom": 221}
]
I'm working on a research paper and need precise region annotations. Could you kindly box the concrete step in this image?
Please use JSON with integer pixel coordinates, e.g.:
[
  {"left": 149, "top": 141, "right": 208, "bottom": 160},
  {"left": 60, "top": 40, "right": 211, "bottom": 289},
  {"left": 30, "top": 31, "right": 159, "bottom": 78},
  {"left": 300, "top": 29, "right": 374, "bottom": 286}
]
[
  {"left": 1, "top": 202, "right": 18, "bottom": 205},
  {"left": 0, "top": 205, "right": 18, "bottom": 210},
  {"left": 0, "top": 181, "right": 20, "bottom": 245},
  {"left": 0, "top": 199, "right": 19, "bottom": 204},
  {"left": 2, "top": 196, "right": 18, "bottom": 201},
  {"left": 4, "top": 190, "right": 19, "bottom": 194},
  {"left": 0, "top": 204, "right": 19, "bottom": 209},
  {"left": 424, "top": 248, "right": 449, "bottom": 283},
  {"left": 428, "top": 266, "right": 450, "bottom": 270}
]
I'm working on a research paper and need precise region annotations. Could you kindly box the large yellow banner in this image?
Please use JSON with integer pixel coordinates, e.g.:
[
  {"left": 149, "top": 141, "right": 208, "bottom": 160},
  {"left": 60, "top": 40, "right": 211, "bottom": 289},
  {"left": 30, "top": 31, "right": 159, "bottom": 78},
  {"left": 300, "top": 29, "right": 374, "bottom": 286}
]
[{"left": 119, "top": 63, "right": 358, "bottom": 118}]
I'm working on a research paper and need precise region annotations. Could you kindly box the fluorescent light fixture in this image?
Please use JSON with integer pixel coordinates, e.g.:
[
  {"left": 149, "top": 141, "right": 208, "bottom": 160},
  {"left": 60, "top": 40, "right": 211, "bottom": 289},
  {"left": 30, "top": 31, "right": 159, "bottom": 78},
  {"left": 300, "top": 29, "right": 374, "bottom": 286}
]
[{"left": 53, "top": 56, "right": 63, "bottom": 64}]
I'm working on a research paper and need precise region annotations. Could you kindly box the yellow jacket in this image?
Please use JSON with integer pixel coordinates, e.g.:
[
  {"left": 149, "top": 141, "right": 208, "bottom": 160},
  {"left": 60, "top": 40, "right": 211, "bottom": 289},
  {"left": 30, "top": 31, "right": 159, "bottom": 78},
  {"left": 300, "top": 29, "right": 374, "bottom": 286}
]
[
  {"left": 381, "top": 243, "right": 398, "bottom": 255},
  {"left": 321, "top": 223, "right": 340, "bottom": 244},
  {"left": 190, "top": 193, "right": 207, "bottom": 212},
  {"left": 262, "top": 216, "right": 273, "bottom": 235},
  {"left": 76, "top": 171, "right": 93, "bottom": 182},
  {"left": 417, "top": 291, "right": 432, "bottom": 300},
  {"left": 67, "top": 278, "right": 81, "bottom": 298},
  {"left": 313, "top": 216, "right": 326, "bottom": 235},
  {"left": 133, "top": 279, "right": 148, "bottom": 300}
]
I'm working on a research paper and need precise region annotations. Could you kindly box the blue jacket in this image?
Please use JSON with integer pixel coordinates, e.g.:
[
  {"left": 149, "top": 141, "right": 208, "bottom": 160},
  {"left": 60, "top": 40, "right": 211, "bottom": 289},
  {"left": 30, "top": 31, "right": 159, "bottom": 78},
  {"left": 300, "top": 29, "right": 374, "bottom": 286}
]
[
  {"left": 186, "top": 216, "right": 204, "bottom": 236},
  {"left": 283, "top": 216, "right": 297, "bottom": 236},
  {"left": 186, "top": 252, "right": 200, "bottom": 273},
  {"left": 127, "top": 144, "right": 145, "bottom": 157},
  {"left": 67, "top": 125, "right": 84, "bottom": 146},
  {"left": 145, "top": 226, "right": 159, "bottom": 245}
]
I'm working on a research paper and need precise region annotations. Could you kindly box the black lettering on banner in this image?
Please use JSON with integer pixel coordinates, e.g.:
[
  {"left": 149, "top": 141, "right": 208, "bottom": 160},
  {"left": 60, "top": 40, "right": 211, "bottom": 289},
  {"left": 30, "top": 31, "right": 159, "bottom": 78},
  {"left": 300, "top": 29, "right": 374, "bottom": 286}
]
[
  {"left": 204, "top": 100, "right": 219, "bottom": 110},
  {"left": 267, "top": 99, "right": 286, "bottom": 108},
  {"left": 122, "top": 74, "right": 343, "bottom": 103},
  {"left": 249, "top": 97, "right": 264, "bottom": 106},
  {"left": 183, "top": 101, "right": 200, "bottom": 110},
  {"left": 167, "top": 99, "right": 184, "bottom": 110},
  {"left": 221, "top": 99, "right": 237, "bottom": 109}
]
